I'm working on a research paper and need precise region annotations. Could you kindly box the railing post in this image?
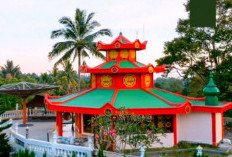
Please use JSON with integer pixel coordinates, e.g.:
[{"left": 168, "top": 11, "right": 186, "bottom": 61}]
[
  {"left": 88, "top": 134, "right": 94, "bottom": 150},
  {"left": 26, "top": 126, "right": 29, "bottom": 139},
  {"left": 15, "top": 123, "right": 18, "bottom": 133},
  {"left": 140, "top": 145, "right": 145, "bottom": 157}
]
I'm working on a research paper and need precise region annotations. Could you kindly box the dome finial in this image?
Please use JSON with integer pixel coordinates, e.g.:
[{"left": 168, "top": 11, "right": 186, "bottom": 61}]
[
  {"left": 203, "top": 69, "right": 220, "bottom": 106},
  {"left": 119, "top": 32, "right": 122, "bottom": 35}
]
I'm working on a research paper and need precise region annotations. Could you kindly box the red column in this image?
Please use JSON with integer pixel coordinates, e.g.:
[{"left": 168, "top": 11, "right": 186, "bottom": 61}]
[
  {"left": 57, "top": 112, "right": 63, "bottom": 136},
  {"left": 23, "top": 99, "right": 27, "bottom": 125},
  {"left": 173, "top": 114, "right": 177, "bottom": 145},
  {"left": 212, "top": 113, "right": 217, "bottom": 146},
  {"left": 78, "top": 114, "right": 82, "bottom": 135}
]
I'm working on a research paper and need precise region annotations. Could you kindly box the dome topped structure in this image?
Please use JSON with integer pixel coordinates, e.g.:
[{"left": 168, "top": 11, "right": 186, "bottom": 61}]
[{"left": 203, "top": 71, "right": 220, "bottom": 106}]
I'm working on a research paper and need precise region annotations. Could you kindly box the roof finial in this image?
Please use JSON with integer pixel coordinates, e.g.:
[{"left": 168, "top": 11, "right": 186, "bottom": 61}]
[
  {"left": 119, "top": 32, "right": 122, "bottom": 35},
  {"left": 203, "top": 68, "right": 220, "bottom": 106}
]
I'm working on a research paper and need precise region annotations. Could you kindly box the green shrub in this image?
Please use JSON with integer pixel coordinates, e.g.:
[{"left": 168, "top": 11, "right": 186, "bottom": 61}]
[
  {"left": 226, "top": 122, "right": 232, "bottom": 127},
  {"left": 193, "top": 150, "right": 208, "bottom": 157},
  {"left": 12, "top": 149, "right": 35, "bottom": 157}
]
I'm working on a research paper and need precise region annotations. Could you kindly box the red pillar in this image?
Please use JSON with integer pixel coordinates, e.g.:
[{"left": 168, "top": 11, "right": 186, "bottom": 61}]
[
  {"left": 78, "top": 114, "right": 82, "bottom": 135},
  {"left": 57, "top": 112, "right": 63, "bottom": 136},
  {"left": 23, "top": 99, "right": 27, "bottom": 125},
  {"left": 212, "top": 113, "right": 217, "bottom": 146},
  {"left": 173, "top": 114, "right": 177, "bottom": 145}
]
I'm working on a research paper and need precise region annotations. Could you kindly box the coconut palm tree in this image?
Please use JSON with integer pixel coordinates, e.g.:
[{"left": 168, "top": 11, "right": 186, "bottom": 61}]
[
  {"left": 49, "top": 8, "right": 112, "bottom": 90},
  {"left": 0, "top": 60, "right": 21, "bottom": 79}
]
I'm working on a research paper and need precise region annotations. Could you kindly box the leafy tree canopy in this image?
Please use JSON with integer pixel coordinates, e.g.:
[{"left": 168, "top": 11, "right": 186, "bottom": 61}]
[{"left": 156, "top": 0, "right": 232, "bottom": 101}]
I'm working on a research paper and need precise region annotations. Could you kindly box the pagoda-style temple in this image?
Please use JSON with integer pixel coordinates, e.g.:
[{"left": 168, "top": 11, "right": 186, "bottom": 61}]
[{"left": 45, "top": 33, "right": 232, "bottom": 147}]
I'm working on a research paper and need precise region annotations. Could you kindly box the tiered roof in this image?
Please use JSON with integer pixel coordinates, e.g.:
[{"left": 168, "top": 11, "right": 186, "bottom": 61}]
[{"left": 45, "top": 33, "right": 232, "bottom": 115}]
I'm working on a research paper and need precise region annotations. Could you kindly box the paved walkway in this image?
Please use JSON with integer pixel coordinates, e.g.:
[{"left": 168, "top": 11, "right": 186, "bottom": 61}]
[{"left": 12, "top": 119, "right": 56, "bottom": 141}]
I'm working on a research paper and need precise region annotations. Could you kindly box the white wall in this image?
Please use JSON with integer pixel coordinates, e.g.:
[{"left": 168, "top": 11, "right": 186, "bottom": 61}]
[
  {"left": 121, "top": 133, "right": 174, "bottom": 149},
  {"left": 216, "top": 113, "right": 222, "bottom": 143},
  {"left": 150, "top": 133, "right": 174, "bottom": 148},
  {"left": 177, "top": 112, "right": 212, "bottom": 144}
]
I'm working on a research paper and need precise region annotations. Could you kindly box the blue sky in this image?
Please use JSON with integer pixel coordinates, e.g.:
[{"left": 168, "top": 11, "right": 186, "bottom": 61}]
[{"left": 0, "top": 0, "right": 187, "bottom": 75}]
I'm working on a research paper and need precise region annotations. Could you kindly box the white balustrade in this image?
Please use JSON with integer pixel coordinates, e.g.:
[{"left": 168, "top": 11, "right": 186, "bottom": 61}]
[
  {"left": 0, "top": 109, "right": 56, "bottom": 120},
  {"left": 10, "top": 129, "right": 93, "bottom": 157}
]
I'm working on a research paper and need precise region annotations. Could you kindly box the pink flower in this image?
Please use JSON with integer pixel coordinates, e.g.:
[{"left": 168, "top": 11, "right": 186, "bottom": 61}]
[
  {"left": 95, "top": 135, "right": 100, "bottom": 139},
  {"left": 109, "top": 130, "right": 112, "bottom": 134},
  {"left": 147, "top": 130, "right": 152, "bottom": 135},
  {"left": 112, "top": 129, "right": 116, "bottom": 133},
  {"left": 111, "top": 133, "right": 117, "bottom": 137},
  {"left": 100, "top": 126, "right": 104, "bottom": 129},
  {"left": 103, "top": 131, "right": 108, "bottom": 136}
]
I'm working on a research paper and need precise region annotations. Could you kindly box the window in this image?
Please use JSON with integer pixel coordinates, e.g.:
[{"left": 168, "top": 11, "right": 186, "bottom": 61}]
[{"left": 83, "top": 114, "right": 93, "bottom": 133}]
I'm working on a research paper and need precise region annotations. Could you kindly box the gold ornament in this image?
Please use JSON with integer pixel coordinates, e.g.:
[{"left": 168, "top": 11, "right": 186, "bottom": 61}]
[
  {"left": 144, "top": 74, "right": 151, "bottom": 87},
  {"left": 135, "top": 42, "right": 139, "bottom": 48},
  {"left": 185, "top": 105, "right": 191, "bottom": 114},
  {"left": 158, "top": 122, "right": 164, "bottom": 128},
  {"left": 129, "top": 50, "right": 136, "bottom": 59},
  {"left": 97, "top": 44, "right": 101, "bottom": 49},
  {"left": 115, "top": 42, "right": 120, "bottom": 48},
  {"left": 91, "top": 74, "right": 96, "bottom": 87},
  {"left": 101, "top": 75, "right": 112, "bottom": 87},
  {"left": 120, "top": 50, "right": 129, "bottom": 59},
  {"left": 148, "top": 66, "right": 153, "bottom": 73},
  {"left": 123, "top": 74, "right": 136, "bottom": 87},
  {"left": 109, "top": 50, "right": 118, "bottom": 59}
]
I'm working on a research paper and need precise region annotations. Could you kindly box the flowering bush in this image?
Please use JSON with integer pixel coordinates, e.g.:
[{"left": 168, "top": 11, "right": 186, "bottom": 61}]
[{"left": 90, "top": 108, "right": 164, "bottom": 153}]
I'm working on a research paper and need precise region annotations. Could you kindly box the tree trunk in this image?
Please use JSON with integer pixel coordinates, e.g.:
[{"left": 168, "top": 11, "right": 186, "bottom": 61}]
[{"left": 78, "top": 52, "right": 81, "bottom": 91}]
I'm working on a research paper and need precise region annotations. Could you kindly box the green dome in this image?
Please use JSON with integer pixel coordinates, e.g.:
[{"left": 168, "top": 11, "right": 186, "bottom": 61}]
[{"left": 203, "top": 72, "right": 220, "bottom": 96}]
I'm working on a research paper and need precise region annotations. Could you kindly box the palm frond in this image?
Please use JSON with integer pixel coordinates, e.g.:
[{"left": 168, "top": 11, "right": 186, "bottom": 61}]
[
  {"left": 48, "top": 41, "right": 75, "bottom": 60},
  {"left": 84, "top": 29, "right": 112, "bottom": 42},
  {"left": 81, "top": 49, "right": 90, "bottom": 58},
  {"left": 85, "top": 43, "right": 105, "bottom": 60},
  {"left": 87, "top": 20, "right": 101, "bottom": 31},
  {"left": 54, "top": 47, "right": 75, "bottom": 67},
  {"left": 85, "top": 12, "right": 95, "bottom": 26}
]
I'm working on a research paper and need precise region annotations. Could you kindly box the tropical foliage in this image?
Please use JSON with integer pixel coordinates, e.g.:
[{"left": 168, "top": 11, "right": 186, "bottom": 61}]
[
  {"left": 0, "top": 107, "right": 13, "bottom": 157},
  {"left": 49, "top": 8, "right": 112, "bottom": 90},
  {"left": 0, "top": 60, "right": 21, "bottom": 79},
  {"left": 0, "top": 60, "right": 90, "bottom": 111},
  {"left": 156, "top": 0, "right": 232, "bottom": 101}
]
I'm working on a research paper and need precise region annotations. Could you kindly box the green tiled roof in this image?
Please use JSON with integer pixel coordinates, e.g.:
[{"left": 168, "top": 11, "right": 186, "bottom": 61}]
[
  {"left": 190, "top": 100, "right": 225, "bottom": 106},
  {"left": 150, "top": 89, "right": 186, "bottom": 103},
  {"left": 61, "top": 89, "right": 115, "bottom": 108},
  {"left": 119, "top": 61, "right": 137, "bottom": 68},
  {"left": 101, "top": 61, "right": 117, "bottom": 69},
  {"left": 135, "top": 62, "right": 145, "bottom": 67},
  {"left": 50, "top": 89, "right": 88, "bottom": 102},
  {"left": 114, "top": 89, "right": 173, "bottom": 109}
]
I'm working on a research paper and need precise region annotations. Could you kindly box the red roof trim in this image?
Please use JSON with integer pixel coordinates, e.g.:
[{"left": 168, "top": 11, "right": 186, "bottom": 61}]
[
  {"left": 47, "top": 88, "right": 90, "bottom": 99},
  {"left": 80, "top": 64, "right": 165, "bottom": 74},
  {"left": 192, "top": 102, "right": 232, "bottom": 113},
  {"left": 46, "top": 88, "right": 94, "bottom": 105},
  {"left": 96, "top": 34, "right": 147, "bottom": 51}
]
